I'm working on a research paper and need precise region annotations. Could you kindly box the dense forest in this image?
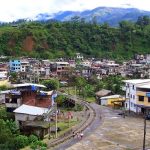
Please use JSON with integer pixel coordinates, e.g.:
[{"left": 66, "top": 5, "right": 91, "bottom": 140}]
[{"left": 0, "top": 16, "right": 150, "bottom": 60}]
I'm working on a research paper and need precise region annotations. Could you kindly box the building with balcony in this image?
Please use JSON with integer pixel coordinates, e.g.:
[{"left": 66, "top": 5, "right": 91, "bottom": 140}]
[
  {"left": 4, "top": 83, "right": 52, "bottom": 112},
  {"left": 124, "top": 79, "right": 150, "bottom": 113}
]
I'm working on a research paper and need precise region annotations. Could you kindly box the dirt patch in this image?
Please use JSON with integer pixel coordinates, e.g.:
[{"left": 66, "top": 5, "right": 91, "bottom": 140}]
[
  {"left": 22, "top": 36, "right": 35, "bottom": 52},
  {"left": 42, "top": 41, "right": 49, "bottom": 49},
  {"left": 8, "top": 39, "right": 16, "bottom": 48}
]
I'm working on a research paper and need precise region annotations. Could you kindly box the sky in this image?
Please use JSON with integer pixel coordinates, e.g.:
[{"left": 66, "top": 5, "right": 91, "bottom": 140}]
[{"left": 0, "top": 0, "right": 150, "bottom": 22}]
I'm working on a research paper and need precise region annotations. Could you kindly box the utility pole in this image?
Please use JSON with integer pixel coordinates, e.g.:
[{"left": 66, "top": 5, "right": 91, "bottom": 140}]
[
  {"left": 48, "top": 115, "right": 51, "bottom": 139},
  {"left": 75, "top": 86, "right": 77, "bottom": 110},
  {"left": 55, "top": 103, "right": 58, "bottom": 138},
  {"left": 143, "top": 109, "right": 147, "bottom": 150}
]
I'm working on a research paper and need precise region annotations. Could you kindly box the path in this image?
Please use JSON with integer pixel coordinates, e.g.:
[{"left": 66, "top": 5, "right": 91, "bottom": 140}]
[{"left": 54, "top": 103, "right": 101, "bottom": 150}]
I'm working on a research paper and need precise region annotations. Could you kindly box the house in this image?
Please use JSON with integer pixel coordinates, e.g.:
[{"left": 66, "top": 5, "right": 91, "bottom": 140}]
[
  {"left": 9, "top": 60, "right": 21, "bottom": 72},
  {"left": 20, "top": 59, "right": 30, "bottom": 72},
  {"left": 13, "top": 104, "right": 51, "bottom": 138},
  {"left": 5, "top": 83, "right": 52, "bottom": 112},
  {"left": 100, "top": 95, "right": 125, "bottom": 107},
  {"left": 13, "top": 104, "right": 48, "bottom": 125},
  {"left": 76, "top": 53, "right": 83, "bottom": 60},
  {"left": 124, "top": 79, "right": 150, "bottom": 113},
  {"left": 50, "top": 62, "right": 70, "bottom": 76},
  {"left": 95, "top": 89, "right": 112, "bottom": 104}
]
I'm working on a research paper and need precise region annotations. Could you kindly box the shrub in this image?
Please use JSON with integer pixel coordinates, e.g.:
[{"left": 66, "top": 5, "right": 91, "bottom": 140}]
[
  {"left": 28, "top": 134, "right": 38, "bottom": 143},
  {"left": 14, "top": 135, "right": 29, "bottom": 149},
  {"left": 30, "top": 141, "right": 47, "bottom": 150}
]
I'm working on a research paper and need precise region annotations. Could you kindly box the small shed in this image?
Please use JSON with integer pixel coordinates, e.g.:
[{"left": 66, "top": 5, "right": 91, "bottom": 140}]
[
  {"left": 100, "top": 95, "right": 125, "bottom": 107},
  {"left": 95, "top": 89, "right": 112, "bottom": 104}
]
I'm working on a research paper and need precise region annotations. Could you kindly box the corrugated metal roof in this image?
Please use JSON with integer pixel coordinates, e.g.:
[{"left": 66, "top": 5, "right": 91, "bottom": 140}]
[
  {"left": 12, "top": 83, "right": 46, "bottom": 88},
  {"left": 100, "top": 95, "right": 122, "bottom": 99},
  {"left": 137, "top": 84, "right": 150, "bottom": 89},
  {"left": 13, "top": 104, "right": 48, "bottom": 116},
  {"left": 123, "top": 79, "right": 150, "bottom": 85}
]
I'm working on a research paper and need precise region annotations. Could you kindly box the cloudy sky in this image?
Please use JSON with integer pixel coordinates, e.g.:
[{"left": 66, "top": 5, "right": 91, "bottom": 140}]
[{"left": 0, "top": 0, "right": 150, "bottom": 22}]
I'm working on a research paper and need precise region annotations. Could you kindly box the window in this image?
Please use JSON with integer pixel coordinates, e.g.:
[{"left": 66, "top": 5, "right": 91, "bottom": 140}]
[
  {"left": 139, "top": 96, "right": 144, "bottom": 101},
  {"left": 148, "top": 97, "right": 150, "bottom": 103},
  {"left": 132, "top": 85, "right": 135, "bottom": 90},
  {"left": 133, "top": 95, "right": 135, "bottom": 99},
  {"left": 130, "top": 94, "right": 132, "bottom": 98}
]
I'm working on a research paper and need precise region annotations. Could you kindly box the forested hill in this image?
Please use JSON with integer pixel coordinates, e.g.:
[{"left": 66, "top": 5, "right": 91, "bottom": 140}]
[{"left": 0, "top": 16, "right": 150, "bottom": 60}]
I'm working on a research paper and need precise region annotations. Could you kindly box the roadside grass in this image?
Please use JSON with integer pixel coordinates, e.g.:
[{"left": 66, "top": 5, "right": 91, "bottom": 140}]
[{"left": 85, "top": 97, "right": 96, "bottom": 103}]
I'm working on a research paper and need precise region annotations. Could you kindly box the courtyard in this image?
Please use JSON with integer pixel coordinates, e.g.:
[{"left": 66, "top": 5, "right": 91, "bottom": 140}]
[{"left": 67, "top": 106, "right": 150, "bottom": 150}]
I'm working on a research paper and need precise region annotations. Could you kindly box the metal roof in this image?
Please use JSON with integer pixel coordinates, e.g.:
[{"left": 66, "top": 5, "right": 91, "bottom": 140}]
[
  {"left": 13, "top": 104, "right": 48, "bottom": 116},
  {"left": 12, "top": 83, "right": 46, "bottom": 88},
  {"left": 123, "top": 79, "right": 150, "bottom": 85},
  {"left": 137, "top": 84, "right": 150, "bottom": 89},
  {"left": 100, "top": 95, "right": 123, "bottom": 99}
]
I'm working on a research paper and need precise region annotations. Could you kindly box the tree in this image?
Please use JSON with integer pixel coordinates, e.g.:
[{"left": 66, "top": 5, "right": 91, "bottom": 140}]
[
  {"left": 5, "top": 119, "right": 19, "bottom": 135},
  {"left": 42, "top": 79, "right": 59, "bottom": 90},
  {"left": 0, "top": 119, "right": 15, "bottom": 149},
  {"left": 75, "top": 76, "right": 86, "bottom": 95},
  {"left": 104, "top": 75, "right": 125, "bottom": 94},
  {"left": 82, "top": 84, "right": 94, "bottom": 98}
]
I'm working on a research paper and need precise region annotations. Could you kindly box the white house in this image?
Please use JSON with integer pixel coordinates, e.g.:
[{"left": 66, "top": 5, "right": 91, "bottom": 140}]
[{"left": 13, "top": 104, "right": 48, "bottom": 126}]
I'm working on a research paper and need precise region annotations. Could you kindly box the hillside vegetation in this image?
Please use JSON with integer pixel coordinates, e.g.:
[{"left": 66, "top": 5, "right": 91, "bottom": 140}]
[{"left": 0, "top": 16, "right": 150, "bottom": 60}]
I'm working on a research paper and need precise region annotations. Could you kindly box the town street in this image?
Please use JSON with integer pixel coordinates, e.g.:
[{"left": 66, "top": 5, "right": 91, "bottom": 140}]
[{"left": 56, "top": 104, "right": 150, "bottom": 150}]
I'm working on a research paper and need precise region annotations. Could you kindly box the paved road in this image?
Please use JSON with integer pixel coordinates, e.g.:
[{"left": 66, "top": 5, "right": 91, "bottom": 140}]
[
  {"left": 54, "top": 103, "right": 101, "bottom": 150},
  {"left": 67, "top": 106, "right": 150, "bottom": 150}
]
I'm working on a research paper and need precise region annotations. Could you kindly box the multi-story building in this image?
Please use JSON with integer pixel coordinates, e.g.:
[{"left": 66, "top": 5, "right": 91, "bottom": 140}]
[
  {"left": 124, "top": 79, "right": 150, "bottom": 113},
  {"left": 5, "top": 83, "right": 52, "bottom": 112},
  {"left": 50, "top": 62, "right": 70, "bottom": 76},
  {"left": 20, "top": 59, "right": 30, "bottom": 72},
  {"left": 9, "top": 60, "right": 21, "bottom": 72}
]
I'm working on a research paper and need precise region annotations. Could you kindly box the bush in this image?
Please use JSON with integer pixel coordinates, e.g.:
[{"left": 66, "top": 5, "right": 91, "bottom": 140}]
[
  {"left": 30, "top": 141, "right": 47, "bottom": 150},
  {"left": 73, "top": 104, "right": 84, "bottom": 111},
  {"left": 14, "top": 135, "right": 29, "bottom": 149},
  {"left": 56, "top": 95, "right": 66, "bottom": 107},
  {"left": 28, "top": 134, "right": 38, "bottom": 143}
]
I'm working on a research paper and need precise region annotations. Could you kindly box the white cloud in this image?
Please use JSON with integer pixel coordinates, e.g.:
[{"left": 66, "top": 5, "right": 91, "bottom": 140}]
[{"left": 0, "top": 0, "right": 150, "bottom": 22}]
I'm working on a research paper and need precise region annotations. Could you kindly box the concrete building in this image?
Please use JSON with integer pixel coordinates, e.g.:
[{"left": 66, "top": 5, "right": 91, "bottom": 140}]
[
  {"left": 5, "top": 83, "right": 52, "bottom": 112},
  {"left": 124, "top": 79, "right": 150, "bottom": 113},
  {"left": 9, "top": 60, "right": 21, "bottom": 72}
]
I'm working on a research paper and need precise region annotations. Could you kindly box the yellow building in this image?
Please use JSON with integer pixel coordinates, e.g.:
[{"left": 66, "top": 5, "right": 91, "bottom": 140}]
[
  {"left": 100, "top": 95, "right": 125, "bottom": 107},
  {"left": 136, "top": 84, "right": 150, "bottom": 111}
]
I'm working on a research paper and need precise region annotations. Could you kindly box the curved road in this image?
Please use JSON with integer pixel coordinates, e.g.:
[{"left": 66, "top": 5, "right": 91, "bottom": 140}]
[{"left": 54, "top": 103, "right": 101, "bottom": 150}]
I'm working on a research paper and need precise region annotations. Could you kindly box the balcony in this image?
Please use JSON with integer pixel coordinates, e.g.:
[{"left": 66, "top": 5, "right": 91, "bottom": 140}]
[
  {"left": 5, "top": 103, "right": 18, "bottom": 108},
  {"left": 137, "top": 91, "right": 146, "bottom": 96}
]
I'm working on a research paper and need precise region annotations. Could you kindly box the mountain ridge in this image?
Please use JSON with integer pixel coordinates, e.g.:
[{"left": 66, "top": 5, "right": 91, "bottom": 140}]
[{"left": 36, "top": 7, "right": 150, "bottom": 26}]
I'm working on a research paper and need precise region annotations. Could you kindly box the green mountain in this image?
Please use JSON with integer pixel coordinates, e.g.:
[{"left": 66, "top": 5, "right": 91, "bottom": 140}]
[{"left": 0, "top": 17, "right": 150, "bottom": 60}]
